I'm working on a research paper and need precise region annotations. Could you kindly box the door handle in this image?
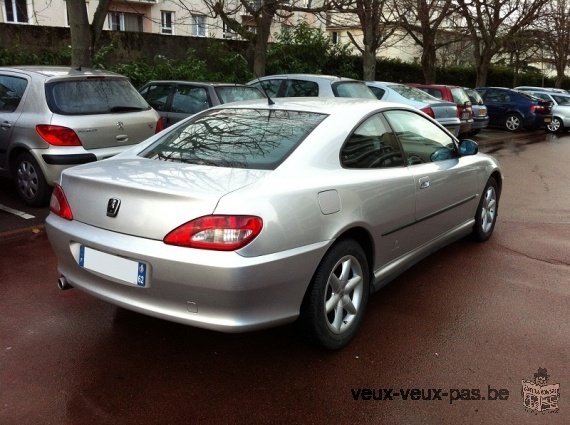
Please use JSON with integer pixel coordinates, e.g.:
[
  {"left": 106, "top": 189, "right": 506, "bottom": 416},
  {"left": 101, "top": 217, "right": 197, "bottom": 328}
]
[
  {"left": 1, "top": 121, "right": 11, "bottom": 129},
  {"left": 419, "top": 177, "right": 430, "bottom": 189}
]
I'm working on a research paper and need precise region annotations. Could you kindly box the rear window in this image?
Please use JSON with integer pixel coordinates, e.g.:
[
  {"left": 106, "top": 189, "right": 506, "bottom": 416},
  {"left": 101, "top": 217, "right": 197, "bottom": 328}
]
[
  {"left": 390, "top": 84, "right": 438, "bottom": 102},
  {"left": 140, "top": 108, "right": 327, "bottom": 170},
  {"left": 46, "top": 78, "right": 150, "bottom": 115},
  {"left": 450, "top": 87, "right": 471, "bottom": 104},
  {"left": 215, "top": 86, "right": 265, "bottom": 103},
  {"left": 332, "top": 82, "right": 377, "bottom": 99}
]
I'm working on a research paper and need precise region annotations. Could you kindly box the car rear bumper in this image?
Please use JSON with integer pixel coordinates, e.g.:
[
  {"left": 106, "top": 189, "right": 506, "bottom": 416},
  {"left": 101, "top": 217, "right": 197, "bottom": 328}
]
[
  {"left": 46, "top": 214, "right": 328, "bottom": 332},
  {"left": 472, "top": 116, "right": 489, "bottom": 130}
]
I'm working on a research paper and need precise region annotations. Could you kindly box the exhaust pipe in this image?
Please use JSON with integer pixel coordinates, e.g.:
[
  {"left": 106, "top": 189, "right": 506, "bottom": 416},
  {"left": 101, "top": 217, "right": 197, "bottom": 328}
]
[{"left": 57, "top": 276, "right": 73, "bottom": 290}]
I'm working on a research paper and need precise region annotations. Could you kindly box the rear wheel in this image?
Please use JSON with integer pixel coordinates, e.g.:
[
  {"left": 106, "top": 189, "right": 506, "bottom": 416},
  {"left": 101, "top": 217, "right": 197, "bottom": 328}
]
[
  {"left": 472, "top": 177, "right": 499, "bottom": 242},
  {"left": 13, "top": 152, "right": 51, "bottom": 207},
  {"left": 299, "top": 239, "right": 369, "bottom": 350},
  {"left": 504, "top": 113, "right": 522, "bottom": 132},
  {"left": 546, "top": 117, "right": 563, "bottom": 133}
]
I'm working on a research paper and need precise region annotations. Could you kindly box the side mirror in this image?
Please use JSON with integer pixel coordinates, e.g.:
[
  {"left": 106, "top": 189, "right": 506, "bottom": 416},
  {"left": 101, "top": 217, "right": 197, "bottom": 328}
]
[{"left": 458, "top": 139, "right": 478, "bottom": 156}]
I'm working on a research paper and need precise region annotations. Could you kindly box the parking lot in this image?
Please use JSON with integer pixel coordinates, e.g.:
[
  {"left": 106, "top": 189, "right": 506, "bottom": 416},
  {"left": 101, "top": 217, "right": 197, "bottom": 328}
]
[{"left": 1, "top": 129, "right": 568, "bottom": 424}]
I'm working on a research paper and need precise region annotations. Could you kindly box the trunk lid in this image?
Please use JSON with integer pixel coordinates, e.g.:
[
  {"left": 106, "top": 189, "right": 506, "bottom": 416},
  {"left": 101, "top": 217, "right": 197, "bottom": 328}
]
[{"left": 60, "top": 157, "right": 270, "bottom": 240}]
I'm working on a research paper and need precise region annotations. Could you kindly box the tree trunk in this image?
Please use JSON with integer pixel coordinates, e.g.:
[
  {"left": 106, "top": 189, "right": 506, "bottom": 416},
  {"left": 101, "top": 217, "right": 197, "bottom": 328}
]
[
  {"left": 67, "top": 0, "right": 93, "bottom": 68},
  {"left": 475, "top": 60, "right": 489, "bottom": 87},
  {"left": 421, "top": 47, "right": 437, "bottom": 84}
]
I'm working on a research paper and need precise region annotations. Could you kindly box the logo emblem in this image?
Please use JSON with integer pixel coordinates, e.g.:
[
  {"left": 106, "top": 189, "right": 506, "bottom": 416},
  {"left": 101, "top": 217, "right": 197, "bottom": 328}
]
[
  {"left": 107, "top": 198, "right": 121, "bottom": 217},
  {"left": 117, "top": 121, "right": 124, "bottom": 131}
]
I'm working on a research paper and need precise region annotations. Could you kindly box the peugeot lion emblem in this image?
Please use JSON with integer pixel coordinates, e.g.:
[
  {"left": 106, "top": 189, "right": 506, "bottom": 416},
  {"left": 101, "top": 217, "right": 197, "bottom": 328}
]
[
  {"left": 107, "top": 198, "right": 121, "bottom": 217},
  {"left": 117, "top": 121, "right": 124, "bottom": 130}
]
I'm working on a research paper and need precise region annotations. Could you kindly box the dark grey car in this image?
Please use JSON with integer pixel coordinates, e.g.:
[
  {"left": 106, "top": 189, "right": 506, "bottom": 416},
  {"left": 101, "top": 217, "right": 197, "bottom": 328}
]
[{"left": 138, "top": 81, "right": 265, "bottom": 127}]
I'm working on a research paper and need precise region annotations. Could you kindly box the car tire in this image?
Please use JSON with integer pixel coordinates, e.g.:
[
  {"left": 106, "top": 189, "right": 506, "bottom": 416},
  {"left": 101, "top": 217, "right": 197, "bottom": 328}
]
[
  {"left": 13, "top": 152, "right": 51, "bottom": 207},
  {"left": 504, "top": 113, "right": 523, "bottom": 132},
  {"left": 546, "top": 117, "right": 563, "bottom": 133},
  {"left": 472, "top": 177, "right": 499, "bottom": 242},
  {"left": 469, "top": 129, "right": 481, "bottom": 136},
  {"left": 299, "top": 239, "right": 369, "bottom": 350}
]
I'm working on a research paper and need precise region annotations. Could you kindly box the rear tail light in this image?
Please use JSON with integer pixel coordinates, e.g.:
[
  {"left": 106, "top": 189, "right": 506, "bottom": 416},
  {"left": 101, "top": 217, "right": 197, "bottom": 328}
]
[
  {"left": 155, "top": 117, "right": 166, "bottom": 134},
  {"left": 420, "top": 107, "right": 434, "bottom": 118},
  {"left": 164, "top": 215, "right": 263, "bottom": 251},
  {"left": 36, "top": 125, "right": 82, "bottom": 146},
  {"left": 50, "top": 184, "right": 73, "bottom": 220}
]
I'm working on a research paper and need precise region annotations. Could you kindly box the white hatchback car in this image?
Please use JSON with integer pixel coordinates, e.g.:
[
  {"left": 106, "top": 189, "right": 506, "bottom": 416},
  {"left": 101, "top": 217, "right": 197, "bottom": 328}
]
[
  {"left": 247, "top": 74, "right": 378, "bottom": 99},
  {"left": 0, "top": 66, "right": 164, "bottom": 206}
]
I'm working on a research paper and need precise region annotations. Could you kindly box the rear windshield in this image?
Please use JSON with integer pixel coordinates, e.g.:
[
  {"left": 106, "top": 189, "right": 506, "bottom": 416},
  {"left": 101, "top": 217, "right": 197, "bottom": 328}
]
[
  {"left": 464, "top": 88, "right": 483, "bottom": 105},
  {"left": 140, "top": 108, "right": 327, "bottom": 170},
  {"left": 215, "top": 86, "right": 265, "bottom": 103},
  {"left": 390, "top": 84, "right": 438, "bottom": 102},
  {"left": 450, "top": 87, "right": 471, "bottom": 104},
  {"left": 46, "top": 78, "right": 150, "bottom": 115},
  {"left": 332, "top": 82, "right": 377, "bottom": 99}
]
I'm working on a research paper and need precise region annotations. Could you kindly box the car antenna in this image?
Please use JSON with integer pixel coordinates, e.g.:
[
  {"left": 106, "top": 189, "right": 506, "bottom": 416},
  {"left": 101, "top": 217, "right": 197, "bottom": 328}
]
[{"left": 254, "top": 71, "right": 275, "bottom": 106}]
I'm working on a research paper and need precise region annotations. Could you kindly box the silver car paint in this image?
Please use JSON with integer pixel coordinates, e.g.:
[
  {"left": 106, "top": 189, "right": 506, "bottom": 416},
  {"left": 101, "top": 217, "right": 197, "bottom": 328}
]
[{"left": 46, "top": 98, "right": 502, "bottom": 331}]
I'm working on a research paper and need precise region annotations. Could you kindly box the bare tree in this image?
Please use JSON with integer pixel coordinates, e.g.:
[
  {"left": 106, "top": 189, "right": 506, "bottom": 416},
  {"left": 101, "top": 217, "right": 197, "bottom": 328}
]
[
  {"left": 328, "top": 0, "right": 400, "bottom": 80},
  {"left": 456, "top": 0, "right": 548, "bottom": 87},
  {"left": 67, "top": 0, "right": 112, "bottom": 68},
  {"left": 534, "top": 0, "right": 570, "bottom": 88},
  {"left": 392, "top": 0, "right": 458, "bottom": 84},
  {"left": 179, "top": 0, "right": 330, "bottom": 77}
]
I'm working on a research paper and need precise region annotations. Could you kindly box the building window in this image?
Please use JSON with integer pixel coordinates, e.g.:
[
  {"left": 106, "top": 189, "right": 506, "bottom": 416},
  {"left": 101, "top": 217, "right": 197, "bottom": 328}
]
[
  {"left": 108, "top": 12, "right": 143, "bottom": 32},
  {"left": 191, "top": 15, "right": 207, "bottom": 37},
  {"left": 4, "top": 0, "right": 28, "bottom": 23},
  {"left": 332, "top": 32, "right": 339, "bottom": 44},
  {"left": 222, "top": 22, "right": 236, "bottom": 39},
  {"left": 161, "top": 11, "right": 173, "bottom": 35}
]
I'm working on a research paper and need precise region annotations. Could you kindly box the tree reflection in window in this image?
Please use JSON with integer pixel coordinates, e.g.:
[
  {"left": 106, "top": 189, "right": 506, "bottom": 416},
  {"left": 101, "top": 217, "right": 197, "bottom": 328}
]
[{"left": 140, "top": 109, "right": 327, "bottom": 170}]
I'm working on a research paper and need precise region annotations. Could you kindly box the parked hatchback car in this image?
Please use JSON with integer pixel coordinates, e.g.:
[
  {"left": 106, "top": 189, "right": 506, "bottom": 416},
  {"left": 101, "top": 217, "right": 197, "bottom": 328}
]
[
  {"left": 247, "top": 74, "right": 377, "bottom": 99},
  {"left": 520, "top": 89, "right": 570, "bottom": 133},
  {"left": 408, "top": 84, "right": 474, "bottom": 136},
  {"left": 47, "top": 97, "right": 502, "bottom": 350},
  {"left": 366, "top": 81, "right": 461, "bottom": 136},
  {"left": 475, "top": 87, "right": 553, "bottom": 132},
  {"left": 463, "top": 87, "right": 489, "bottom": 135},
  {"left": 138, "top": 81, "right": 265, "bottom": 127},
  {"left": 0, "top": 66, "right": 163, "bottom": 206}
]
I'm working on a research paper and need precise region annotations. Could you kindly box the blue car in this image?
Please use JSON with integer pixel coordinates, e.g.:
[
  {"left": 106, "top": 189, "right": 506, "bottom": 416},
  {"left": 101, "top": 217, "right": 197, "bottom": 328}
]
[{"left": 475, "top": 87, "right": 553, "bottom": 132}]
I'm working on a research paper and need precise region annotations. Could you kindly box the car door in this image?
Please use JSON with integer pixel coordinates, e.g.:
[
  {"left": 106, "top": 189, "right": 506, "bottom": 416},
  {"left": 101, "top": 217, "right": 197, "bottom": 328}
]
[
  {"left": 167, "top": 84, "right": 211, "bottom": 126},
  {"left": 339, "top": 113, "right": 417, "bottom": 269},
  {"left": 383, "top": 109, "right": 479, "bottom": 245},
  {"left": 138, "top": 82, "right": 173, "bottom": 124},
  {"left": 0, "top": 74, "right": 28, "bottom": 170},
  {"left": 480, "top": 88, "right": 510, "bottom": 126}
]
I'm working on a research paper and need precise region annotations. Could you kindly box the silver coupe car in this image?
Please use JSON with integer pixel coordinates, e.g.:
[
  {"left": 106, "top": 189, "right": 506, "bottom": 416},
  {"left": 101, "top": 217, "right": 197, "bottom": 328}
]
[{"left": 46, "top": 98, "right": 502, "bottom": 350}]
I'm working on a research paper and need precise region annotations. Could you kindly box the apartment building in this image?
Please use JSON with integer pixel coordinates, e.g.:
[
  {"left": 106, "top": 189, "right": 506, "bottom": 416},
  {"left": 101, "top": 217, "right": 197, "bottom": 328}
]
[{"left": 0, "top": 0, "right": 323, "bottom": 40}]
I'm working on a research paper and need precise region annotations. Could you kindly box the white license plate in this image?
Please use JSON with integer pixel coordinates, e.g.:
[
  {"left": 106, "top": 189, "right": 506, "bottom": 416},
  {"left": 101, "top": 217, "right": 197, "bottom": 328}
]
[
  {"left": 462, "top": 112, "right": 470, "bottom": 120},
  {"left": 79, "top": 246, "right": 148, "bottom": 287}
]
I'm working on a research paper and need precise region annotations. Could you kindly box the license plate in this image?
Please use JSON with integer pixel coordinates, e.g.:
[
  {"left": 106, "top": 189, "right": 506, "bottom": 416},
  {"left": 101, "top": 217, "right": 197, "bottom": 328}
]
[
  {"left": 79, "top": 245, "right": 148, "bottom": 287},
  {"left": 462, "top": 112, "right": 470, "bottom": 120},
  {"left": 544, "top": 117, "right": 551, "bottom": 123}
]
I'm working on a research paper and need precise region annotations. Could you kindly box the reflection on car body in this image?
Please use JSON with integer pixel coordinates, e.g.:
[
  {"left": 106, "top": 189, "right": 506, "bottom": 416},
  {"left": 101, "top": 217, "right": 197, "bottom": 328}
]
[{"left": 46, "top": 98, "right": 502, "bottom": 350}]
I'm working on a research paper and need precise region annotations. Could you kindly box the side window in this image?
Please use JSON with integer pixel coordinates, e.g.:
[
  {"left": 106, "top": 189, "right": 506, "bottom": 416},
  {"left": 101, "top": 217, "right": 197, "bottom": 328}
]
[
  {"left": 384, "top": 110, "right": 458, "bottom": 165},
  {"left": 341, "top": 114, "right": 404, "bottom": 169},
  {"left": 140, "top": 84, "right": 171, "bottom": 112},
  {"left": 0, "top": 76, "right": 28, "bottom": 112},
  {"left": 172, "top": 86, "right": 210, "bottom": 114},
  {"left": 368, "top": 86, "right": 385, "bottom": 99},
  {"left": 425, "top": 88, "right": 443, "bottom": 100},
  {"left": 252, "top": 79, "right": 282, "bottom": 97},
  {"left": 283, "top": 79, "right": 319, "bottom": 97}
]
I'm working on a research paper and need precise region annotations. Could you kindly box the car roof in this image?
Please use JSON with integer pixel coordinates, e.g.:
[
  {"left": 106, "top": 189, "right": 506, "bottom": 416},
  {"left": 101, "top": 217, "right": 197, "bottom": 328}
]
[
  {"left": 140, "top": 81, "right": 253, "bottom": 87},
  {"left": 212, "top": 96, "right": 405, "bottom": 115},
  {"left": 251, "top": 74, "right": 361, "bottom": 82},
  {"left": 0, "top": 65, "right": 124, "bottom": 78}
]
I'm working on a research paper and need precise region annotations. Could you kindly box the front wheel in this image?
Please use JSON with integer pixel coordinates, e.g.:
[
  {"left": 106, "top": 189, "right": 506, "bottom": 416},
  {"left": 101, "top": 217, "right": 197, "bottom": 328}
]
[
  {"left": 546, "top": 117, "right": 563, "bottom": 133},
  {"left": 472, "top": 177, "right": 499, "bottom": 242},
  {"left": 504, "top": 113, "right": 522, "bottom": 132},
  {"left": 299, "top": 239, "right": 370, "bottom": 350}
]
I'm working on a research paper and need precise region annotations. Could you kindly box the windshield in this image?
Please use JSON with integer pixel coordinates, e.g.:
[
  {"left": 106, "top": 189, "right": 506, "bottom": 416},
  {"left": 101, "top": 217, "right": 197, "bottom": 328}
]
[
  {"left": 140, "top": 108, "right": 327, "bottom": 170},
  {"left": 464, "top": 88, "right": 484, "bottom": 105},
  {"left": 215, "top": 86, "right": 265, "bottom": 103},
  {"left": 46, "top": 78, "right": 150, "bottom": 115}
]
